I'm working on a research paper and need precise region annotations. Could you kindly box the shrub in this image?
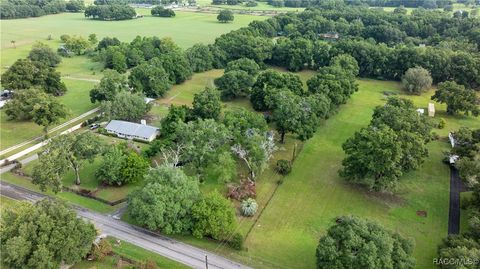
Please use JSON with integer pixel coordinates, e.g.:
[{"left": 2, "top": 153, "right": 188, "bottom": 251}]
[
  {"left": 227, "top": 178, "right": 256, "bottom": 200},
  {"left": 60, "top": 34, "right": 71, "bottom": 42},
  {"left": 241, "top": 198, "right": 258, "bottom": 217},
  {"left": 246, "top": 1, "right": 258, "bottom": 7},
  {"left": 90, "top": 239, "right": 112, "bottom": 261},
  {"left": 151, "top": 6, "right": 175, "bottom": 17},
  {"left": 276, "top": 159, "right": 292, "bottom": 175},
  {"left": 401, "top": 66, "right": 433, "bottom": 95},
  {"left": 229, "top": 232, "right": 244, "bottom": 250},
  {"left": 438, "top": 118, "right": 446, "bottom": 129}
]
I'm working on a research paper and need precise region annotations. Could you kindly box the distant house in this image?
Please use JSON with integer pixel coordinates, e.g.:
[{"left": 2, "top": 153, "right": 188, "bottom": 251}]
[
  {"left": 319, "top": 32, "right": 339, "bottom": 41},
  {"left": 428, "top": 103, "right": 435, "bottom": 117},
  {"left": 105, "top": 120, "right": 159, "bottom": 142}
]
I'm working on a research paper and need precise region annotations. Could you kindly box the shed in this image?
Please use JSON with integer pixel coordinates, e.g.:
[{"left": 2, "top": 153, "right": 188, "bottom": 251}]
[
  {"left": 428, "top": 103, "right": 435, "bottom": 117},
  {"left": 105, "top": 120, "right": 159, "bottom": 142}
]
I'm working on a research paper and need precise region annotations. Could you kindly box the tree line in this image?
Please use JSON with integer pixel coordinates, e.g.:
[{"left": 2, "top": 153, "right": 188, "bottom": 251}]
[
  {"left": 1, "top": 0, "right": 85, "bottom": 19},
  {"left": 84, "top": 3, "right": 136, "bottom": 20}
]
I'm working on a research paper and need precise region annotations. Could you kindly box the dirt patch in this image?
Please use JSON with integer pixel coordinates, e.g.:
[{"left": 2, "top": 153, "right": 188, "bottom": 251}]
[{"left": 416, "top": 210, "right": 427, "bottom": 217}]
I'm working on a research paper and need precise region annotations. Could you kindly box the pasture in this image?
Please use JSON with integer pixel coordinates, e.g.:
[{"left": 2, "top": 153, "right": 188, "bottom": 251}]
[{"left": 0, "top": 10, "right": 263, "bottom": 150}]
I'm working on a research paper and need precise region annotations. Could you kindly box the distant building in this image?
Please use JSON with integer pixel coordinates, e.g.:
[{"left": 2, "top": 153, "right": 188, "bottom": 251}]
[
  {"left": 105, "top": 120, "right": 159, "bottom": 142},
  {"left": 319, "top": 32, "right": 339, "bottom": 41},
  {"left": 428, "top": 103, "right": 435, "bottom": 117}
]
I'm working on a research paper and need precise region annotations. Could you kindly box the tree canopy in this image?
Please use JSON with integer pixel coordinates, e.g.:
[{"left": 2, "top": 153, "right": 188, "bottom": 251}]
[
  {"left": 432, "top": 81, "right": 479, "bottom": 116},
  {"left": 128, "top": 166, "right": 200, "bottom": 234},
  {"left": 1, "top": 199, "right": 96, "bottom": 269},
  {"left": 401, "top": 66, "right": 433, "bottom": 95},
  {"left": 316, "top": 216, "right": 415, "bottom": 269},
  {"left": 217, "top": 10, "right": 234, "bottom": 23},
  {"left": 90, "top": 69, "right": 129, "bottom": 103},
  {"left": 32, "top": 132, "right": 104, "bottom": 191},
  {"left": 101, "top": 91, "right": 151, "bottom": 122},
  {"left": 192, "top": 87, "right": 222, "bottom": 120}
]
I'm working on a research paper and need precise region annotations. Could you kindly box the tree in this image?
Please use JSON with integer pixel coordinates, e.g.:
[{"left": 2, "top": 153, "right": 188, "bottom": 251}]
[
  {"left": 173, "top": 119, "right": 231, "bottom": 174},
  {"left": 156, "top": 52, "right": 193, "bottom": 84},
  {"left": 1, "top": 59, "right": 66, "bottom": 95},
  {"left": 222, "top": 108, "right": 268, "bottom": 139},
  {"left": 316, "top": 216, "right": 415, "bottom": 269},
  {"left": 96, "top": 145, "right": 126, "bottom": 185},
  {"left": 1, "top": 199, "right": 97, "bottom": 269},
  {"left": 432, "top": 81, "right": 479, "bottom": 116},
  {"left": 151, "top": 6, "right": 175, "bottom": 17},
  {"left": 66, "top": 0, "right": 85, "bottom": 12},
  {"left": 225, "top": 57, "right": 260, "bottom": 76},
  {"left": 128, "top": 166, "right": 200, "bottom": 234},
  {"left": 339, "top": 125, "right": 403, "bottom": 191},
  {"left": 192, "top": 87, "right": 222, "bottom": 120},
  {"left": 267, "top": 90, "right": 319, "bottom": 143},
  {"left": 3, "top": 89, "right": 67, "bottom": 123},
  {"left": 217, "top": 10, "right": 234, "bottom": 23},
  {"left": 231, "top": 129, "right": 276, "bottom": 179},
  {"left": 121, "top": 151, "right": 150, "bottom": 184},
  {"left": 250, "top": 69, "right": 304, "bottom": 111},
  {"left": 129, "top": 60, "right": 172, "bottom": 97},
  {"left": 272, "top": 37, "right": 313, "bottom": 71},
  {"left": 191, "top": 191, "right": 236, "bottom": 240},
  {"left": 89, "top": 69, "right": 129, "bottom": 103},
  {"left": 111, "top": 50, "right": 127, "bottom": 73},
  {"left": 160, "top": 105, "right": 192, "bottom": 138},
  {"left": 96, "top": 144, "right": 149, "bottom": 186},
  {"left": 31, "top": 92, "right": 68, "bottom": 135},
  {"left": 101, "top": 91, "right": 151, "bottom": 122},
  {"left": 88, "top": 33, "right": 98, "bottom": 44},
  {"left": 32, "top": 132, "right": 103, "bottom": 191},
  {"left": 401, "top": 66, "right": 433, "bottom": 95},
  {"left": 185, "top": 43, "right": 214, "bottom": 72},
  {"left": 214, "top": 70, "right": 255, "bottom": 100},
  {"left": 205, "top": 151, "right": 237, "bottom": 183},
  {"left": 64, "top": 35, "right": 90, "bottom": 55},
  {"left": 307, "top": 65, "right": 357, "bottom": 108},
  {"left": 28, "top": 42, "right": 61, "bottom": 67},
  {"left": 370, "top": 97, "right": 432, "bottom": 140}
]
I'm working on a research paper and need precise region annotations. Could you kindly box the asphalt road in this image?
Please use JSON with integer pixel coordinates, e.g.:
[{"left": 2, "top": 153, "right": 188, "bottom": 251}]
[
  {"left": 0, "top": 181, "right": 252, "bottom": 269},
  {"left": 448, "top": 167, "right": 466, "bottom": 235}
]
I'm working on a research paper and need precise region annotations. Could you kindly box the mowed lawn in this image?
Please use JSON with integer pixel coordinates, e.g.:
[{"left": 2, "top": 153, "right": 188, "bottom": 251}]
[
  {"left": 0, "top": 10, "right": 266, "bottom": 50},
  {"left": 244, "top": 80, "right": 480, "bottom": 269}
]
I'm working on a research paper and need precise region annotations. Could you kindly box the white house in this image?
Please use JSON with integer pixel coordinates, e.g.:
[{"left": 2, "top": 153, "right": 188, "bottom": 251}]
[{"left": 105, "top": 120, "right": 159, "bottom": 142}]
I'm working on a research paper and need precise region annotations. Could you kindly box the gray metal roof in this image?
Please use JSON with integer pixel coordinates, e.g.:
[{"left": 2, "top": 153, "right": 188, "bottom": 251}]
[{"left": 105, "top": 120, "right": 159, "bottom": 139}]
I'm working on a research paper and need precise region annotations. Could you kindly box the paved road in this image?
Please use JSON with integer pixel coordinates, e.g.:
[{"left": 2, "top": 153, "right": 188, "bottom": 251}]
[
  {"left": 0, "top": 107, "right": 100, "bottom": 158},
  {"left": 0, "top": 181, "right": 252, "bottom": 269},
  {"left": 448, "top": 167, "right": 466, "bottom": 235}
]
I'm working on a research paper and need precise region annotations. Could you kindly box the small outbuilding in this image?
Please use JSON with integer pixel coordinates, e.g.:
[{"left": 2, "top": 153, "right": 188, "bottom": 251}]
[
  {"left": 105, "top": 120, "right": 159, "bottom": 142},
  {"left": 428, "top": 103, "right": 435, "bottom": 117}
]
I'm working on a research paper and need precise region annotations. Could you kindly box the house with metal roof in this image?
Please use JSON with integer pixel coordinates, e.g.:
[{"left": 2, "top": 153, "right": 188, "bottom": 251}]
[{"left": 105, "top": 120, "right": 159, "bottom": 142}]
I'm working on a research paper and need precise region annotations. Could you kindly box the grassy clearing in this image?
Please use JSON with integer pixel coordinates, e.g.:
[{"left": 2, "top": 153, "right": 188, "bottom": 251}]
[
  {"left": 1, "top": 11, "right": 265, "bottom": 50},
  {"left": 243, "top": 79, "right": 480, "bottom": 269}
]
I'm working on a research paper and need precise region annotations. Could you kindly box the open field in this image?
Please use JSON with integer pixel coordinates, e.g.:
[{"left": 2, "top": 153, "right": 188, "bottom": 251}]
[
  {"left": 243, "top": 80, "right": 480, "bottom": 269},
  {"left": 0, "top": 10, "right": 266, "bottom": 50},
  {"left": 1, "top": 11, "right": 264, "bottom": 151}
]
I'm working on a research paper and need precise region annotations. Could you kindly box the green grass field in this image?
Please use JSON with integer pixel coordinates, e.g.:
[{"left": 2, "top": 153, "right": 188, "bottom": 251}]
[
  {"left": 1, "top": 11, "right": 263, "bottom": 150},
  {"left": 0, "top": 10, "right": 266, "bottom": 50},
  {"left": 242, "top": 80, "right": 480, "bottom": 269}
]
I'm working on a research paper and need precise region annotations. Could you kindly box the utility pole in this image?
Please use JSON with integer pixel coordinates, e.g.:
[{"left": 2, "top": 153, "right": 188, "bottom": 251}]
[{"left": 205, "top": 255, "right": 209, "bottom": 269}]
